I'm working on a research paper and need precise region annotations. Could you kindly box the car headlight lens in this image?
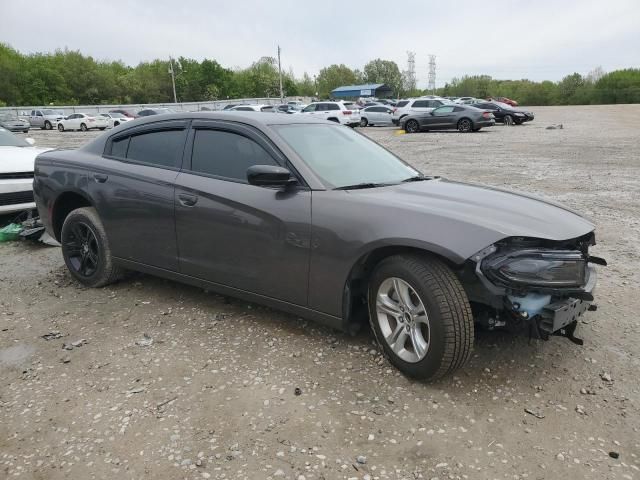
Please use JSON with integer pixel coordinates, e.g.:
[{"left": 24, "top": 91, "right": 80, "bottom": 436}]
[{"left": 482, "top": 250, "right": 586, "bottom": 287}]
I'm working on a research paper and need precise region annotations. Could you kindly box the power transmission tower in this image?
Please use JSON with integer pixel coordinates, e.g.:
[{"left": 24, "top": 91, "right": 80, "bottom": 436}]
[
  {"left": 277, "top": 45, "right": 284, "bottom": 102},
  {"left": 427, "top": 54, "right": 436, "bottom": 93},
  {"left": 404, "top": 51, "right": 416, "bottom": 93}
]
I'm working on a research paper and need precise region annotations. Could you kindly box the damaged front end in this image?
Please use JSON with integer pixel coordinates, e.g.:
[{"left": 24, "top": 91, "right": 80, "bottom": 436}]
[{"left": 462, "top": 233, "right": 606, "bottom": 344}]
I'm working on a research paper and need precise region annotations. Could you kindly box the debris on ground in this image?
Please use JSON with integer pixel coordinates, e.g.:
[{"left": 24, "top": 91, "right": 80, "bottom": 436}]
[
  {"left": 41, "top": 331, "right": 63, "bottom": 340},
  {"left": 546, "top": 124, "right": 564, "bottom": 129},
  {"left": 609, "top": 451, "right": 620, "bottom": 459},
  {"left": 600, "top": 372, "right": 613, "bottom": 382},
  {"left": 135, "top": 333, "right": 154, "bottom": 347},
  {"left": 524, "top": 408, "right": 545, "bottom": 419},
  {"left": 0, "top": 223, "right": 22, "bottom": 242}
]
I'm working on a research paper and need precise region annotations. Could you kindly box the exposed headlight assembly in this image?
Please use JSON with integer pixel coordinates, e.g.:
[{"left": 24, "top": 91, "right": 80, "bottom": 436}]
[{"left": 482, "top": 249, "right": 586, "bottom": 288}]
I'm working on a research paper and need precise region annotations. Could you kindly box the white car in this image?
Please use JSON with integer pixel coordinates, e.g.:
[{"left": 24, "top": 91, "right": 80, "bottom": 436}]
[
  {"left": 299, "top": 101, "right": 361, "bottom": 127},
  {"left": 229, "top": 105, "right": 276, "bottom": 112},
  {"left": 391, "top": 98, "right": 451, "bottom": 125},
  {"left": 98, "top": 113, "right": 134, "bottom": 129},
  {"left": 57, "top": 113, "right": 108, "bottom": 132},
  {"left": 359, "top": 105, "right": 395, "bottom": 127},
  {"left": 0, "top": 128, "right": 52, "bottom": 214}
]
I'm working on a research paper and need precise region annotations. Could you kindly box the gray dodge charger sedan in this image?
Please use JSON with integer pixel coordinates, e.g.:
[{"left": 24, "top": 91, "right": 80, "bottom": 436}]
[{"left": 33, "top": 112, "right": 604, "bottom": 380}]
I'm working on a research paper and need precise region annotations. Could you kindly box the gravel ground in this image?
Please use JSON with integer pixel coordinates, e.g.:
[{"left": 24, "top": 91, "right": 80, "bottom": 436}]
[{"left": 1, "top": 105, "right": 639, "bottom": 480}]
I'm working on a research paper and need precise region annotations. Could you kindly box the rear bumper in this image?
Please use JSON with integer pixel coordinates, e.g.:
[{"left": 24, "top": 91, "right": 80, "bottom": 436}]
[{"left": 475, "top": 119, "right": 496, "bottom": 128}]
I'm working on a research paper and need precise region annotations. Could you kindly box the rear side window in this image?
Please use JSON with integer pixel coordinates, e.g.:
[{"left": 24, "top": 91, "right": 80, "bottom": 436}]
[
  {"left": 191, "top": 130, "right": 278, "bottom": 182},
  {"left": 412, "top": 100, "right": 428, "bottom": 108},
  {"left": 328, "top": 104, "right": 340, "bottom": 111},
  {"left": 126, "top": 130, "right": 185, "bottom": 168},
  {"left": 396, "top": 101, "right": 409, "bottom": 108},
  {"left": 110, "top": 137, "right": 129, "bottom": 158}
]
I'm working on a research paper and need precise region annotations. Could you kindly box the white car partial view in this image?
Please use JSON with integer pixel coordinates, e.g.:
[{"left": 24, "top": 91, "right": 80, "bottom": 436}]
[
  {"left": 57, "top": 113, "right": 108, "bottom": 132},
  {"left": 299, "top": 101, "right": 361, "bottom": 127},
  {"left": 0, "top": 128, "right": 53, "bottom": 215},
  {"left": 98, "top": 112, "right": 134, "bottom": 129},
  {"left": 228, "top": 105, "right": 276, "bottom": 112},
  {"left": 391, "top": 98, "right": 451, "bottom": 125}
]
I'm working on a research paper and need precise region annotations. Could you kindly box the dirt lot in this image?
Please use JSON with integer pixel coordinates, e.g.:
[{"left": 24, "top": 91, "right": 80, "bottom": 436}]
[{"left": 1, "top": 105, "right": 639, "bottom": 480}]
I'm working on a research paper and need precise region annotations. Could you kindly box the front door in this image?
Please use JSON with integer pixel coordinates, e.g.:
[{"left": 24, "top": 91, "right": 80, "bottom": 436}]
[
  {"left": 174, "top": 120, "right": 311, "bottom": 306},
  {"left": 89, "top": 120, "right": 188, "bottom": 271}
]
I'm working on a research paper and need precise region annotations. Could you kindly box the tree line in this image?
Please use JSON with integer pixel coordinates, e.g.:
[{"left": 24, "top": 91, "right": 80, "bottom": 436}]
[{"left": 1, "top": 43, "right": 639, "bottom": 107}]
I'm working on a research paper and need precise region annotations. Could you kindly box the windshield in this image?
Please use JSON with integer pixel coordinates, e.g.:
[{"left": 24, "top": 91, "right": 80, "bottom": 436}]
[
  {"left": 0, "top": 129, "right": 30, "bottom": 147},
  {"left": 275, "top": 124, "right": 420, "bottom": 188},
  {"left": 109, "top": 112, "right": 125, "bottom": 118}
]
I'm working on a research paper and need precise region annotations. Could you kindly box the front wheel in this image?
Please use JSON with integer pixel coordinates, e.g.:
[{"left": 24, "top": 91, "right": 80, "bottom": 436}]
[
  {"left": 57, "top": 124, "right": 65, "bottom": 132},
  {"left": 503, "top": 114, "right": 514, "bottom": 126},
  {"left": 457, "top": 118, "right": 473, "bottom": 132},
  {"left": 405, "top": 119, "right": 420, "bottom": 133},
  {"left": 368, "top": 254, "right": 474, "bottom": 380},
  {"left": 360, "top": 118, "right": 368, "bottom": 127},
  {"left": 61, "top": 207, "right": 124, "bottom": 288},
  {"left": 44, "top": 121, "right": 52, "bottom": 130},
  {"left": 80, "top": 123, "right": 88, "bottom": 131}
]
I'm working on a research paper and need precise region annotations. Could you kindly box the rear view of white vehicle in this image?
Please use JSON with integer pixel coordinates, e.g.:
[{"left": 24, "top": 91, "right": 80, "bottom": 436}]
[
  {"left": 299, "top": 101, "right": 361, "bottom": 127},
  {"left": 57, "top": 113, "right": 108, "bottom": 132}
]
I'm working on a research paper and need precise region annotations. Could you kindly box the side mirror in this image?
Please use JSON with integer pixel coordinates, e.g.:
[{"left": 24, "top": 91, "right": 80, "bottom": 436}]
[
  {"left": 247, "top": 165, "right": 296, "bottom": 188},
  {"left": 25, "top": 138, "right": 35, "bottom": 145}
]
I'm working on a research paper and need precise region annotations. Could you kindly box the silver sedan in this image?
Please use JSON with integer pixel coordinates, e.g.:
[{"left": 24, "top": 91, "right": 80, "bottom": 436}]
[{"left": 359, "top": 105, "right": 395, "bottom": 127}]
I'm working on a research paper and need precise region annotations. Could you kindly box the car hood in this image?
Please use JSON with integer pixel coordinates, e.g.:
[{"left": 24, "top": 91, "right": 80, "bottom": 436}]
[
  {"left": 0, "top": 146, "right": 53, "bottom": 173},
  {"left": 352, "top": 178, "right": 594, "bottom": 242}
]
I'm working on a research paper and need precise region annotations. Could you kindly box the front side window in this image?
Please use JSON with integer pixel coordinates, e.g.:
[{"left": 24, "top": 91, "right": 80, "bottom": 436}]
[
  {"left": 275, "top": 125, "right": 419, "bottom": 189},
  {"left": 190, "top": 129, "right": 278, "bottom": 181},
  {"left": 412, "top": 100, "right": 428, "bottom": 108},
  {"left": 126, "top": 130, "right": 185, "bottom": 168},
  {"left": 433, "top": 106, "right": 455, "bottom": 115},
  {"left": 302, "top": 104, "right": 316, "bottom": 113}
]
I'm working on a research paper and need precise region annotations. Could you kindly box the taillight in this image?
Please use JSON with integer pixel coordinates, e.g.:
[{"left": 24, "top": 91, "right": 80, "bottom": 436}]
[
  {"left": 482, "top": 112, "right": 493, "bottom": 118},
  {"left": 343, "top": 110, "right": 352, "bottom": 115}
]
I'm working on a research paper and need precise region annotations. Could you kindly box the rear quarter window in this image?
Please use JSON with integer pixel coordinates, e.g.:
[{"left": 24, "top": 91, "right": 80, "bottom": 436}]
[{"left": 396, "top": 101, "right": 410, "bottom": 108}]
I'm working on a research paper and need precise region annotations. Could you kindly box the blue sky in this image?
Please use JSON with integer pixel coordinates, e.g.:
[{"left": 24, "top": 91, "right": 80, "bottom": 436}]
[{"left": 1, "top": 0, "right": 638, "bottom": 87}]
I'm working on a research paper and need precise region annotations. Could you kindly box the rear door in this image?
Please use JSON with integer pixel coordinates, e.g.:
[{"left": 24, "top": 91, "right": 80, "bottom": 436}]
[
  {"left": 174, "top": 120, "right": 311, "bottom": 305},
  {"left": 91, "top": 120, "right": 188, "bottom": 270}
]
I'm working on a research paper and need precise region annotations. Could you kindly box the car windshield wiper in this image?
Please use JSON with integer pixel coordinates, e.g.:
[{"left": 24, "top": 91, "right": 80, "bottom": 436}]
[
  {"left": 402, "top": 175, "right": 430, "bottom": 183},
  {"left": 334, "top": 182, "right": 391, "bottom": 190}
]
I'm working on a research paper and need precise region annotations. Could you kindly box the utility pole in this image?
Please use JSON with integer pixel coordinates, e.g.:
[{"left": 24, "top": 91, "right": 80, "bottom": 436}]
[
  {"left": 427, "top": 54, "right": 436, "bottom": 94},
  {"left": 168, "top": 57, "right": 178, "bottom": 103},
  {"left": 277, "top": 46, "right": 284, "bottom": 102}
]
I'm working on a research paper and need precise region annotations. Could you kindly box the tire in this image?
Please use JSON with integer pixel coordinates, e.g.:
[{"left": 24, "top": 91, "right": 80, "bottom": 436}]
[
  {"left": 368, "top": 254, "right": 474, "bottom": 380},
  {"left": 405, "top": 119, "right": 420, "bottom": 133},
  {"left": 457, "top": 118, "right": 473, "bottom": 133},
  {"left": 23, "top": 130, "right": 29, "bottom": 133},
  {"left": 61, "top": 207, "right": 124, "bottom": 288},
  {"left": 80, "top": 123, "right": 88, "bottom": 132},
  {"left": 360, "top": 118, "right": 368, "bottom": 127},
  {"left": 57, "top": 124, "right": 64, "bottom": 132},
  {"left": 44, "top": 121, "right": 52, "bottom": 130},
  {"left": 503, "top": 114, "right": 514, "bottom": 126}
]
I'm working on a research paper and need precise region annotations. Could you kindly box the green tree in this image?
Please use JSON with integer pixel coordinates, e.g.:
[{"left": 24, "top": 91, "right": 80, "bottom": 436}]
[
  {"left": 316, "top": 64, "right": 357, "bottom": 98},
  {"left": 363, "top": 59, "right": 403, "bottom": 96}
]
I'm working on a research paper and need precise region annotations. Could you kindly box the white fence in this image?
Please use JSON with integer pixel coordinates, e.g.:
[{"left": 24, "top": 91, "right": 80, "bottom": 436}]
[{"left": 0, "top": 97, "right": 312, "bottom": 117}]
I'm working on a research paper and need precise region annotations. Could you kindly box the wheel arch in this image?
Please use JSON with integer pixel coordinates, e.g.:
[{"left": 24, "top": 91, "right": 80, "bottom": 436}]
[
  {"left": 52, "top": 191, "right": 94, "bottom": 241},
  {"left": 341, "top": 241, "right": 465, "bottom": 332}
]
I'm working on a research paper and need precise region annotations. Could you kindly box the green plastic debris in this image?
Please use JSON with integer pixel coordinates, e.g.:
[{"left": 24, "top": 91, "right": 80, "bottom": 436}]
[{"left": 0, "top": 223, "right": 22, "bottom": 242}]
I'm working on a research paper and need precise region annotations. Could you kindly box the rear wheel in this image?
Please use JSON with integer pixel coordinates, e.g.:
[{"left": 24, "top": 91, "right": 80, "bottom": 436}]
[
  {"left": 328, "top": 117, "right": 339, "bottom": 123},
  {"left": 57, "top": 124, "right": 65, "bottom": 132},
  {"left": 61, "top": 207, "right": 124, "bottom": 288},
  {"left": 360, "top": 118, "right": 368, "bottom": 127},
  {"left": 457, "top": 118, "right": 473, "bottom": 132},
  {"left": 405, "top": 119, "right": 420, "bottom": 133},
  {"left": 80, "top": 123, "right": 88, "bottom": 131},
  {"left": 368, "top": 254, "right": 474, "bottom": 380},
  {"left": 503, "top": 114, "right": 514, "bottom": 126},
  {"left": 44, "top": 121, "right": 52, "bottom": 130}
]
